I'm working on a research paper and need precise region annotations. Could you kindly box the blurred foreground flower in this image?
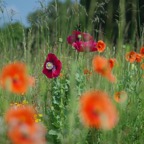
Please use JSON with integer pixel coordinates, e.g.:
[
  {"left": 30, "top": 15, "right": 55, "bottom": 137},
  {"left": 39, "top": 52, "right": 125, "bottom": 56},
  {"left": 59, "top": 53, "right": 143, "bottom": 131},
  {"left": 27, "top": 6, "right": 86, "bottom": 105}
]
[
  {"left": 0, "top": 62, "right": 35, "bottom": 94},
  {"left": 92, "top": 56, "right": 116, "bottom": 83},
  {"left": 79, "top": 90, "right": 118, "bottom": 130},
  {"left": 42, "top": 53, "right": 62, "bottom": 79},
  {"left": 140, "top": 47, "right": 144, "bottom": 58},
  {"left": 5, "top": 105, "right": 46, "bottom": 144}
]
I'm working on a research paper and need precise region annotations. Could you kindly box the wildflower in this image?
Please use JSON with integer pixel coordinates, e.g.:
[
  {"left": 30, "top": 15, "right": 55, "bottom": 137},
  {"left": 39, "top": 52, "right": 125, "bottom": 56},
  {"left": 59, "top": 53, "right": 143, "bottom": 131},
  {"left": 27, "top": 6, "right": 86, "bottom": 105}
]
[
  {"left": 0, "top": 62, "right": 34, "bottom": 94},
  {"left": 5, "top": 105, "right": 46, "bottom": 144},
  {"left": 114, "top": 91, "right": 127, "bottom": 103},
  {"left": 96, "top": 40, "right": 106, "bottom": 53},
  {"left": 67, "top": 31, "right": 82, "bottom": 44},
  {"left": 72, "top": 40, "right": 97, "bottom": 52},
  {"left": 140, "top": 47, "right": 144, "bottom": 58},
  {"left": 42, "top": 53, "right": 62, "bottom": 79},
  {"left": 108, "top": 58, "right": 116, "bottom": 69},
  {"left": 92, "top": 56, "right": 116, "bottom": 83},
  {"left": 79, "top": 90, "right": 118, "bottom": 130},
  {"left": 125, "top": 51, "right": 137, "bottom": 63},
  {"left": 135, "top": 53, "right": 142, "bottom": 63},
  {"left": 67, "top": 31, "right": 97, "bottom": 52}
]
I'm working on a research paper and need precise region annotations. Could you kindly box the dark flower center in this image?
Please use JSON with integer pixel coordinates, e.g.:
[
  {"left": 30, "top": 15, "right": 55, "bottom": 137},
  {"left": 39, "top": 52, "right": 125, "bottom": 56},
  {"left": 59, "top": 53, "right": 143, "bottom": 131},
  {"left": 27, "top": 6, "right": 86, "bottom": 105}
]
[{"left": 46, "top": 62, "right": 54, "bottom": 70}]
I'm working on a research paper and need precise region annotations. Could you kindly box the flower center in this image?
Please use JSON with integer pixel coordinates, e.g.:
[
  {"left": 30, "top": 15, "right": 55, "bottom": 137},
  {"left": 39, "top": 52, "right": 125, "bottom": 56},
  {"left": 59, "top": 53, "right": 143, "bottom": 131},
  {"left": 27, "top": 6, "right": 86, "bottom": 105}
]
[{"left": 46, "top": 62, "right": 54, "bottom": 70}]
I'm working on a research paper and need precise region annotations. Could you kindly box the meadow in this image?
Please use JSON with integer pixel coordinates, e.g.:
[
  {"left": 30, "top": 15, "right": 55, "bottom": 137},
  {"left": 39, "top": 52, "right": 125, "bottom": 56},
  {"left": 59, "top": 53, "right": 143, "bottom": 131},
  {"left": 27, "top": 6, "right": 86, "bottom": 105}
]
[{"left": 0, "top": 0, "right": 144, "bottom": 144}]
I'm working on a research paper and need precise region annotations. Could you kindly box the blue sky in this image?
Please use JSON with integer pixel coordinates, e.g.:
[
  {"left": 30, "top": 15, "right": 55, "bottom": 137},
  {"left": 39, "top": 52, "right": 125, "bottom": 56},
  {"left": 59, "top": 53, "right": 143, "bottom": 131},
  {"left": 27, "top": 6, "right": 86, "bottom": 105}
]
[{"left": 1, "top": 0, "right": 52, "bottom": 26}]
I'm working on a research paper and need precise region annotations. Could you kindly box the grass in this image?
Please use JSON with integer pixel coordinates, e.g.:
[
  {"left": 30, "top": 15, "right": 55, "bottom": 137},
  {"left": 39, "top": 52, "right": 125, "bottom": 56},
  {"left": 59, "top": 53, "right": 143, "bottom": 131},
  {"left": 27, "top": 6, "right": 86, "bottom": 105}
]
[{"left": 0, "top": 0, "right": 144, "bottom": 144}]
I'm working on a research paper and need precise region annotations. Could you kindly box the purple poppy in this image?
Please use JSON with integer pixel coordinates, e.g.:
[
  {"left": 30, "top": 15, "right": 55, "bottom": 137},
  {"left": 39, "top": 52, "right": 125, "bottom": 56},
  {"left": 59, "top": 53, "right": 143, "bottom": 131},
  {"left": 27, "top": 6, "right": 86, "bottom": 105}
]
[{"left": 42, "top": 53, "right": 62, "bottom": 79}]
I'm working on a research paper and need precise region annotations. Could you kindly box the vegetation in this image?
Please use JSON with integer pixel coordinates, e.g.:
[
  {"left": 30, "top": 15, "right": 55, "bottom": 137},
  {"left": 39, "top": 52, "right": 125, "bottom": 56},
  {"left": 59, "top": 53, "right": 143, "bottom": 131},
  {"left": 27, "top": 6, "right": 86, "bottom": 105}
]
[{"left": 0, "top": 0, "right": 144, "bottom": 143}]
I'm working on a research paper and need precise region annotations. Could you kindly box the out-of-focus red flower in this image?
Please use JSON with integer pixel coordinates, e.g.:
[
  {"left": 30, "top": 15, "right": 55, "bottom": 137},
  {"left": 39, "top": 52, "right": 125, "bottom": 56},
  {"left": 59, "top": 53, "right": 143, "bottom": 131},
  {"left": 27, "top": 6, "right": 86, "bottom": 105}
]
[
  {"left": 67, "top": 31, "right": 97, "bottom": 52},
  {"left": 108, "top": 58, "right": 116, "bottom": 69},
  {"left": 92, "top": 56, "right": 116, "bottom": 83},
  {"left": 42, "top": 53, "right": 62, "bottom": 79},
  {"left": 114, "top": 91, "right": 127, "bottom": 103},
  {"left": 5, "top": 105, "right": 46, "bottom": 144},
  {"left": 79, "top": 90, "right": 118, "bottom": 130},
  {"left": 96, "top": 40, "right": 106, "bottom": 53},
  {"left": 135, "top": 53, "right": 142, "bottom": 63},
  {"left": 0, "top": 62, "right": 35, "bottom": 94},
  {"left": 72, "top": 40, "right": 97, "bottom": 52},
  {"left": 67, "top": 31, "right": 81, "bottom": 44},
  {"left": 125, "top": 51, "right": 137, "bottom": 63}
]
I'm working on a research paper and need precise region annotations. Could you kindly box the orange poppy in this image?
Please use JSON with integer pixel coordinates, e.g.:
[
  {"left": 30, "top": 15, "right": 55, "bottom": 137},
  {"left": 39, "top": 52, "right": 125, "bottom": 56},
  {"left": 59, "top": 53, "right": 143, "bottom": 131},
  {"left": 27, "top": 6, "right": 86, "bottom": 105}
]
[
  {"left": 0, "top": 62, "right": 34, "bottom": 94},
  {"left": 125, "top": 51, "right": 137, "bottom": 63},
  {"left": 141, "top": 63, "right": 144, "bottom": 70},
  {"left": 140, "top": 47, "right": 144, "bottom": 58},
  {"left": 8, "top": 123, "right": 46, "bottom": 144},
  {"left": 79, "top": 90, "right": 118, "bottom": 130},
  {"left": 5, "top": 105, "right": 46, "bottom": 144},
  {"left": 114, "top": 91, "right": 127, "bottom": 103},
  {"left": 5, "top": 105, "right": 36, "bottom": 126},
  {"left": 135, "top": 53, "right": 142, "bottom": 63},
  {"left": 96, "top": 40, "right": 106, "bottom": 53},
  {"left": 108, "top": 58, "right": 116, "bottom": 69},
  {"left": 92, "top": 56, "right": 116, "bottom": 83}
]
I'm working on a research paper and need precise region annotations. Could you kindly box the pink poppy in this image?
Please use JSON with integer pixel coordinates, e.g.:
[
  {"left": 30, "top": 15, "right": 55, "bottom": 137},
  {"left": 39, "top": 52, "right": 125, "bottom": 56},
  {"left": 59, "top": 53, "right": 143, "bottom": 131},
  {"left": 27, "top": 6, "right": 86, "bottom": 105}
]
[
  {"left": 72, "top": 40, "right": 97, "bottom": 52},
  {"left": 42, "top": 53, "right": 62, "bottom": 79},
  {"left": 67, "top": 31, "right": 81, "bottom": 44}
]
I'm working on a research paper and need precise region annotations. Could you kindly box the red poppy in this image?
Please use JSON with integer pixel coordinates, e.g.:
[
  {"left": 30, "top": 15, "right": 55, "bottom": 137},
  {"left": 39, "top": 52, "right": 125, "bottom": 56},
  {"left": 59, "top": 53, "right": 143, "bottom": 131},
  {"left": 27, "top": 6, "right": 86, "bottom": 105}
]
[
  {"left": 0, "top": 62, "right": 34, "bottom": 94},
  {"left": 5, "top": 105, "right": 46, "bottom": 144},
  {"left": 135, "top": 53, "right": 142, "bottom": 62},
  {"left": 79, "top": 90, "right": 118, "bottom": 130},
  {"left": 125, "top": 51, "right": 137, "bottom": 63},
  {"left": 92, "top": 56, "right": 116, "bottom": 83},
  {"left": 114, "top": 91, "right": 127, "bottom": 103},
  {"left": 42, "top": 53, "right": 62, "bottom": 79},
  {"left": 108, "top": 58, "right": 116, "bottom": 69},
  {"left": 96, "top": 40, "right": 106, "bottom": 53}
]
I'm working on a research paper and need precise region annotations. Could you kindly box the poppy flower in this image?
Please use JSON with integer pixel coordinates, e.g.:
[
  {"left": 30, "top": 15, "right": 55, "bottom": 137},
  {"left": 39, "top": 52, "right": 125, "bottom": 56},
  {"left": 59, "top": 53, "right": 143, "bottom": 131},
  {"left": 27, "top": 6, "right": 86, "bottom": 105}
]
[
  {"left": 67, "top": 31, "right": 97, "bottom": 52},
  {"left": 79, "top": 90, "right": 118, "bottom": 130},
  {"left": 96, "top": 40, "right": 106, "bottom": 53},
  {"left": 8, "top": 123, "right": 46, "bottom": 144},
  {"left": 140, "top": 47, "right": 144, "bottom": 58},
  {"left": 108, "top": 58, "right": 116, "bottom": 69},
  {"left": 67, "top": 31, "right": 81, "bottom": 44},
  {"left": 5, "top": 105, "right": 36, "bottom": 126},
  {"left": 42, "top": 53, "right": 62, "bottom": 79},
  {"left": 114, "top": 91, "right": 127, "bottom": 103},
  {"left": 135, "top": 53, "right": 142, "bottom": 63},
  {"left": 125, "top": 51, "right": 137, "bottom": 63},
  {"left": 72, "top": 40, "right": 97, "bottom": 52},
  {"left": 92, "top": 56, "right": 116, "bottom": 83},
  {"left": 5, "top": 105, "right": 46, "bottom": 144},
  {"left": 0, "top": 62, "right": 34, "bottom": 94}
]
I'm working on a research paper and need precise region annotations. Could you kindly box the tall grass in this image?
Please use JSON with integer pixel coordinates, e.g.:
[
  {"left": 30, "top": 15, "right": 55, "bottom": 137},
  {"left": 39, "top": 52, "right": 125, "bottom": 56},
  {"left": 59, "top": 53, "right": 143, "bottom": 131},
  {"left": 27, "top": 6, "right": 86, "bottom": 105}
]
[{"left": 0, "top": 0, "right": 144, "bottom": 143}]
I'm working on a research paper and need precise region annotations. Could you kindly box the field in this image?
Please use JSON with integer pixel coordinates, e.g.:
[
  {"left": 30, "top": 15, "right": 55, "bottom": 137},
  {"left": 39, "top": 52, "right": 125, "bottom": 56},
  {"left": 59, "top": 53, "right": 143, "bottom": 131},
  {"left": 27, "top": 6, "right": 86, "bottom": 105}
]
[{"left": 0, "top": 0, "right": 144, "bottom": 144}]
